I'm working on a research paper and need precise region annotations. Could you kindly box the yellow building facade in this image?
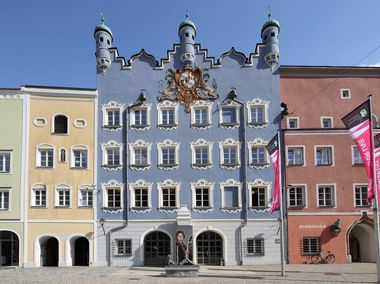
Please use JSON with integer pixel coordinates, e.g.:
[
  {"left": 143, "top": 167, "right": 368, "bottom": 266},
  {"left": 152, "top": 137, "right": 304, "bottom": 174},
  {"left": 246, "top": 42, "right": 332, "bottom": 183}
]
[{"left": 24, "top": 86, "right": 97, "bottom": 267}]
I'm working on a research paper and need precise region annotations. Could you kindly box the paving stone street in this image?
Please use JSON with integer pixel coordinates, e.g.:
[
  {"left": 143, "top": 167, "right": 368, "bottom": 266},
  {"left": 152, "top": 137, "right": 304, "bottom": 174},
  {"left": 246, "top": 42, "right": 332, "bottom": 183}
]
[{"left": 0, "top": 263, "right": 377, "bottom": 284}]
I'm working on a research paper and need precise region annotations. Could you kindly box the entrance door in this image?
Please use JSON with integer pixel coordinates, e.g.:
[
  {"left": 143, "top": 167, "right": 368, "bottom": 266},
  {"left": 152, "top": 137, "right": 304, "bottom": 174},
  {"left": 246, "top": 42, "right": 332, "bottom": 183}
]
[
  {"left": 43, "top": 237, "right": 59, "bottom": 266},
  {"left": 0, "top": 231, "right": 19, "bottom": 266},
  {"left": 144, "top": 231, "right": 170, "bottom": 267},
  {"left": 74, "top": 237, "right": 89, "bottom": 266},
  {"left": 196, "top": 231, "right": 223, "bottom": 265},
  {"left": 348, "top": 223, "right": 375, "bottom": 262}
]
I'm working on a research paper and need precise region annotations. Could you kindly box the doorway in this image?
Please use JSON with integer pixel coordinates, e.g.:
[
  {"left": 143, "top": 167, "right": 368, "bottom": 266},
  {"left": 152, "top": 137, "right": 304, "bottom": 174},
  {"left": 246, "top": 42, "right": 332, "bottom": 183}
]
[
  {"left": 144, "top": 231, "right": 170, "bottom": 267},
  {"left": 74, "top": 237, "right": 89, "bottom": 266},
  {"left": 196, "top": 231, "right": 223, "bottom": 265},
  {"left": 0, "top": 231, "right": 19, "bottom": 266}
]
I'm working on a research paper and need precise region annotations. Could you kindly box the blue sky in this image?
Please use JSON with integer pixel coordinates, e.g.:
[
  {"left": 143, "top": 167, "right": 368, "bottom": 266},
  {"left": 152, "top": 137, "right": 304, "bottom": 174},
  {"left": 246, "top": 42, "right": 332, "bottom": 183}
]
[{"left": 2, "top": 0, "right": 380, "bottom": 88}]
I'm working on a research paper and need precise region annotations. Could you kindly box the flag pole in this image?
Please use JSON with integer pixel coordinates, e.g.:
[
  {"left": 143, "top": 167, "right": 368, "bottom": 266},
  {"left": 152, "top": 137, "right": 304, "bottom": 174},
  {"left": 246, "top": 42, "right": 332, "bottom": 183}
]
[
  {"left": 369, "top": 95, "right": 380, "bottom": 283},
  {"left": 278, "top": 130, "right": 285, "bottom": 277}
]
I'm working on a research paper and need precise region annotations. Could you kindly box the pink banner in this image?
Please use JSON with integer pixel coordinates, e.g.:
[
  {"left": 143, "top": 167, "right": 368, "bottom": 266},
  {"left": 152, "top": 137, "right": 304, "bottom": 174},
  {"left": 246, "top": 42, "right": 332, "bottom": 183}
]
[
  {"left": 349, "top": 120, "right": 374, "bottom": 201},
  {"left": 269, "top": 148, "right": 281, "bottom": 213}
]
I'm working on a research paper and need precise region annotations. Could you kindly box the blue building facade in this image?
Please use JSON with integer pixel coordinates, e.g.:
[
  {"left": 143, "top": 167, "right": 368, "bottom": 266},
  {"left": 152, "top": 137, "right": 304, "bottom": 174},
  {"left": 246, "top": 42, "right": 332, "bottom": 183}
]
[{"left": 95, "top": 14, "right": 282, "bottom": 266}]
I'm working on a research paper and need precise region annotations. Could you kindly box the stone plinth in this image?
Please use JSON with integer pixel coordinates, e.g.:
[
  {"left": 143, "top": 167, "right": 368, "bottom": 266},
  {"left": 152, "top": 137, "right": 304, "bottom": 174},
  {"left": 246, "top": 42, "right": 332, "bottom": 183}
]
[{"left": 164, "top": 265, "right": 200, "bottom": 277}]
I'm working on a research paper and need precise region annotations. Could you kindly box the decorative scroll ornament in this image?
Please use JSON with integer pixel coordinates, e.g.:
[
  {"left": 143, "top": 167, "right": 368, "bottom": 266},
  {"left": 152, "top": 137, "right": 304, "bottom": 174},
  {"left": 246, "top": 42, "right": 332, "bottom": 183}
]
[{"left": 158, "top": 65, "right": 219, "bottom": 112}]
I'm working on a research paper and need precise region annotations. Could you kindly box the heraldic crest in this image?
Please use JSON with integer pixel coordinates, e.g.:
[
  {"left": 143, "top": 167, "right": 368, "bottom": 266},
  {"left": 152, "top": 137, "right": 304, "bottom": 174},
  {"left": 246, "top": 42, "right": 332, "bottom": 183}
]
[{"left": 158, "top": 65, "right": 219, "bottom": 112}]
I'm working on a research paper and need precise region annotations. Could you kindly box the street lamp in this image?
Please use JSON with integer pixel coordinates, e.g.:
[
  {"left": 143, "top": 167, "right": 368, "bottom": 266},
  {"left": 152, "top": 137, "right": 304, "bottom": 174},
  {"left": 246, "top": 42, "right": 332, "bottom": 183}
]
[{"left": 99, "top": 218, "right": 106, "bottom": 235}]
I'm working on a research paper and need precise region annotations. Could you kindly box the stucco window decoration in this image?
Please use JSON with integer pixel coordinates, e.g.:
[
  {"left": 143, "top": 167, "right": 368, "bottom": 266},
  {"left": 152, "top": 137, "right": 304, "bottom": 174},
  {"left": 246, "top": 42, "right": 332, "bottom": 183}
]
[
  {"left": 248, "top": 179, "right": 271, "bottom": 213},
  {"left": 33, "top": 117, "right": 47, "bottom": 127},
  {"left": 129, "top": 140, "right": 152, "bottom": 170},
  {"left": 55, "top": 184, "right": 71, "bottom": 208},
  {"left": 190, "top": 101, "right": 212, "bottom": 129},
  {"left": 157, "top": 139, "right": 180, "bottom": 170},
  {"left": 73, "top": 119, "right": 87, "bottom": 128},
  {"left": 102, "top": 101, "right": 125, "bottom": 131},
  {"left": 70, "top": 145, "right": 88, "bottom": 169},
  {"left": 129, "top": 179, "right": 153, "bottom": 213},
  {"left": 157, "top": 101, "right": 179, "bottom": 130},
  {"left": 157, "top": 179, "right": 181, "bottom": 213},
  {"left": 36, "top": 143, "right": 54, "bottom": 168},
  {"left": 101, "top": 140, "right": 123, "bottom": 170},
  {"left": 219, "top": 100, "right": 241, "bottom": 129},
  {"left": 31, "top": 184, "right": 47, "bottom": 208},
  {"left": 246, "top": 98, "right": 269, "bottom": 128},
  {"left": 219, "top": 138, "right": 241, "bottom": 169},
  {"left": 78, "top": 185, "right": 93, "bottom": 207},
  {"left": 248, "top": 138, "right": 270, "bottom": 169},
  {"left": 129, "top": 103, "right": 152, "bottom": 131},
  {"left": 219, "top": 179, "right": 242, "bottom": 213},
  {"left": 190, "top": 139, "right": 213, "bottom": 169},
  {"left": 190, "top": 179, "right": 214, "bottom": 213},
  {"left": 101, "top": 179, "right": 124, "bottom": 213}
]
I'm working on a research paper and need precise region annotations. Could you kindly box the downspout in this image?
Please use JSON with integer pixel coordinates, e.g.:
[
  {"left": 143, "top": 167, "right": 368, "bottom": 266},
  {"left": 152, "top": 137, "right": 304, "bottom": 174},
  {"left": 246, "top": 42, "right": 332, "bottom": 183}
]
[
  {"left": 227, "top": 89, "right": 248, "bottom": 265},
  {"left": 109, "top": 92, "right": 146, "bottom": 265}
]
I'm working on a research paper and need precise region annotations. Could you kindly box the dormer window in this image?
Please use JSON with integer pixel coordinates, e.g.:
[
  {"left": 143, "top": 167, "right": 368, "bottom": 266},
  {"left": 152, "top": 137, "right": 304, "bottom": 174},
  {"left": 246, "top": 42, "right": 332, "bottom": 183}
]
[{"left": 53, "top": 115, "right": 68, "bottom": 134}]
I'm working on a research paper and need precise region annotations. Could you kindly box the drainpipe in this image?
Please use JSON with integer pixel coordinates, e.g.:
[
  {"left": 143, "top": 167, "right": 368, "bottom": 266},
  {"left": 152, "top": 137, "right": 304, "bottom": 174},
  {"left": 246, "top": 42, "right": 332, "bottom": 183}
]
[
  {"left": 108, "top": 91, "right": 147, "bottom": 266},
  {"left": 225, "top": 88, "right": 248, "bottom": 265}
]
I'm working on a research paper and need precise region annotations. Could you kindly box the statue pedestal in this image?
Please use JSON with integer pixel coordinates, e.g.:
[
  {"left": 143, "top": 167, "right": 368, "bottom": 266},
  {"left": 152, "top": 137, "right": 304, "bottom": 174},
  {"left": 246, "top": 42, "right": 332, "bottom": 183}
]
[{"left": 164, "top": 265, "right": 200, "bottom": 277}]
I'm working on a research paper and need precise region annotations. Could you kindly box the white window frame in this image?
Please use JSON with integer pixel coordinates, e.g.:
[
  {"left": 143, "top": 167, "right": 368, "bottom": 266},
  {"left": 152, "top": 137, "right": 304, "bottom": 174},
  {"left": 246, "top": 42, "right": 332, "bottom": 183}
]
[
  {"left": 51, "top": 113, "right": 69, "bottom": 135},
  {"left": 190, "top": 179, "right": 214, "bottom": 210},
  {"left": 246, "top": 98, "right": 269, "bottom": 128},
  {"left": 320, "top": 116, "right": 333, "bottom": 128},
  {"left": 219, "top": 138, "right": 241, "bottom": 169},
  {"left": 219, "top": 179, "right": 242, "bottom": 210},
  {"left": 286, "top": 145, "right": 306, "bottom": 166},
  {"left": 248, "top": 179, "right": 271, "bottom": 210},
  {"left": 102, "top": 179, "right": 123, "bottom": 210},
  {"left": 315, "top": 145, "right": 334, "bottom": 166},
  {"left": 128, "top": 179, "right": 152, "bottom": 211},
  {"left": 351, "top": 145, "right": 363, "bottom": 166},
  {"left": 71, "top": 145, "right": 89, "bottom": 169},
  {"left": 78, "top": 185, "right": 94, "bottom": 208},
  {"left": 247, "top": 138, "right": 269, "bottom": 169},
  {"left": 287, "top": 117, "right": 299, "bottom": 129},
  {"left": 316, "top": 184, "right": 336, "bottom": 208},
  {"left": 157, "top": 139, "right": 180, "bottom": 169},
  {"left": 0, "top": 151, "right": 12, "bottom": 174},
  {"left": 101, "top": 140, "right": 123, "bottom": 170},
  {"left": 190, "top": 101, "right": 212, "bottom": 129},
  {"left": 246, "top": 238, "right": 265, "bottom": 256},
  {"left": 287, "top": 184, "right": 308, "bottom": 208},
  {"left": 129, "top": 140, "right": 152, "bottom": 170},
  {"left": 219, "top": 101, "right": 241, "bottom": 128},
  {"left": 102, "top": 101, "right": 124, "bottom": 130},
  {"left": 190, "top": 139, "right": 213, "bottom": 169},
  {"left": 0, "top": 188, "right": 10, "bottom": 211},
  {"left": 36, "top": 143, "right": 55, "bottom": 168},
  {"left": 340, "top": 88, "right": 351, "bottom": 99},
  {"left": 31, "top": 184, "right": 48, "bottom": 208},
  {"left": 55, "top": 184, "right": 72, "bottom": 208},
  {"left": 129, "top": 103, "right": 151, "bottom": 130},
  {"left": 353, "top": 183, "right": 370, "bottom": 207},
  {"left": 157, "top": 179, "right": 181, "bottom": 210},
  {"left": 114, "top": 239, "right": 132, "bottom": 257},
  {"left": 157, "top": 101, "right": 179, "bottom": 130}
]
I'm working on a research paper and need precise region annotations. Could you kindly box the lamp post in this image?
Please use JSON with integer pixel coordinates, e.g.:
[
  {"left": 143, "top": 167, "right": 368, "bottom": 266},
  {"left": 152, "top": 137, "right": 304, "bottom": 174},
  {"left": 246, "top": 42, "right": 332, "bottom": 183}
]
[{"left": 99, "top": 218, "right": 106, "bottom": 235}]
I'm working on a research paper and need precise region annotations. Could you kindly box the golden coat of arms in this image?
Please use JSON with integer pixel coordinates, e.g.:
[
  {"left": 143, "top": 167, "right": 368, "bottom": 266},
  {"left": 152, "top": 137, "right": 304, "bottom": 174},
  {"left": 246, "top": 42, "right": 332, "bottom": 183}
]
[{"left": 158, "top": 65, "right": 218, "bottom": 112}]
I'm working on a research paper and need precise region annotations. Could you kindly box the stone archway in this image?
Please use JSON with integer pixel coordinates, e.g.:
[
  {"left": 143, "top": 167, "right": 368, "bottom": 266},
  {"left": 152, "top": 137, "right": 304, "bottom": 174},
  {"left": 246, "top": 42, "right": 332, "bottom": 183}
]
[
  {"left": 144, "top": 231, "right": 171, "bottom": 267},
  {"left": 40, "top": 236, "right": 59, "bottom": 266},
  {"left": 73, "top": 237, "right": 89, "bottom": 266},
  {"left": 196, "top": 230, "right": 223, "bottom": 265},
  {"left": 347, "top": 214, "right": 376, "bottom": 263},
  {"left": 0, "top": 231, "right": 19, "bottom": 266}
]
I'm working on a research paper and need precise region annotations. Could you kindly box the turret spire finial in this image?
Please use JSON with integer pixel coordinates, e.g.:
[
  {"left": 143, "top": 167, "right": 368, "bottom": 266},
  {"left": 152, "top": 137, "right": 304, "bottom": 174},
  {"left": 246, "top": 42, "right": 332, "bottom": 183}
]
[
  {"left": 100, "top": 12, "right": 105, "bottom": 24},
  {"left": 268, "top": 7, "right": 272, "bottom": 20}
]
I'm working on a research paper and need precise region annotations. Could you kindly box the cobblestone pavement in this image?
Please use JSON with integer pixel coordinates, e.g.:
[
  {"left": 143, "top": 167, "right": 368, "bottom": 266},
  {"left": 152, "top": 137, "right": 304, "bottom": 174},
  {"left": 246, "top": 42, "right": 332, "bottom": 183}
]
[{"left": 0, "top": 263, "right": 377, "bottom": 284}]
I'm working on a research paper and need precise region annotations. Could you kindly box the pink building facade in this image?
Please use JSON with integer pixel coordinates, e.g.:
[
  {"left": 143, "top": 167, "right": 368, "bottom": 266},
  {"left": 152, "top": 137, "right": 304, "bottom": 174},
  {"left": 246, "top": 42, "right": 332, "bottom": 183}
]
[{"left": 281, "top": 66, "right": 380, "bottom": 264}]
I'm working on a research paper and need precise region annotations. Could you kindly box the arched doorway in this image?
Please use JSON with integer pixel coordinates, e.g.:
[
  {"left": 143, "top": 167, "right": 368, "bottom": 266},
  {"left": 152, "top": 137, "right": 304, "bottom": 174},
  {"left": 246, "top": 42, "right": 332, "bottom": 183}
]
[
  {"left": 196, "top": 231, "right": 223, "bottom": 265},
  {"left": 0, "top": 231, "right": 19, "bottom": 266},
  {"left": 144, "top": 231, "right": 170, "bottom": 267},
  {"left": 348, "top": 215, "right": 376, "bottom": 263},
  {"left": 41, "top": 237, "right": 59, "bottom": 266},
  {"left": 74, "top": 237, "right": 89, "bottom": 266}
]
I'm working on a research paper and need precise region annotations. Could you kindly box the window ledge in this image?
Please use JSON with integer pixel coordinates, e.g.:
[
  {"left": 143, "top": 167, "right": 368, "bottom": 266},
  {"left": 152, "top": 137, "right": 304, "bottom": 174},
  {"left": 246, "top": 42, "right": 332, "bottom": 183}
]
[
  {"left": 78, "top": 206, "right": 93, "bottom": 209},
  {"left": 316, "top": 164, "right": 333, "bottom": 167},
  {"left": 54, "top": 206, "right": 71, "bottom": 209},
  {"left": 70, "top": 167, "right": 88, "bottom": 170},
  {"left": 287, "top": 164, "right": 304, "bottom": 167},
  {"left": 131, "top": 124, "right": 150, "bottom": 128},
  {"left": 30, "top": 206, "right": 47, "bottom": 209},
  {"left": 288, "top": 206, "right": 305, "bottom": 209},
  {"left": 192, "top": 123, "right": 211, "bottom": 127},
  {"left": 158, "top": 124, "right": 178, "bottom": 128},
  {"left": 352, "top": 164, "right": 364, "bottom": 167},
  {"left": 103, "top": 207, "right": 123, "bottom": 210},
  {"left": 103, "top": 125, "right": 122, "bottom": 129}
]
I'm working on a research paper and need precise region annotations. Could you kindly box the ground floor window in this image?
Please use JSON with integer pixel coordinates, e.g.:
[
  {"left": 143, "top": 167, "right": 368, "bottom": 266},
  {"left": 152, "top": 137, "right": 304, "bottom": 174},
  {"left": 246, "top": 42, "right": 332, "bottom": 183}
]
[
  {"left": 115, "top": 239, "right": 132, "bottom": 257},
  {"left": 302, "top": 237, "right": 320, "bottom": 255},
  {"left": 246, "top": 238, "right": 264, "bottom": 256}
]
